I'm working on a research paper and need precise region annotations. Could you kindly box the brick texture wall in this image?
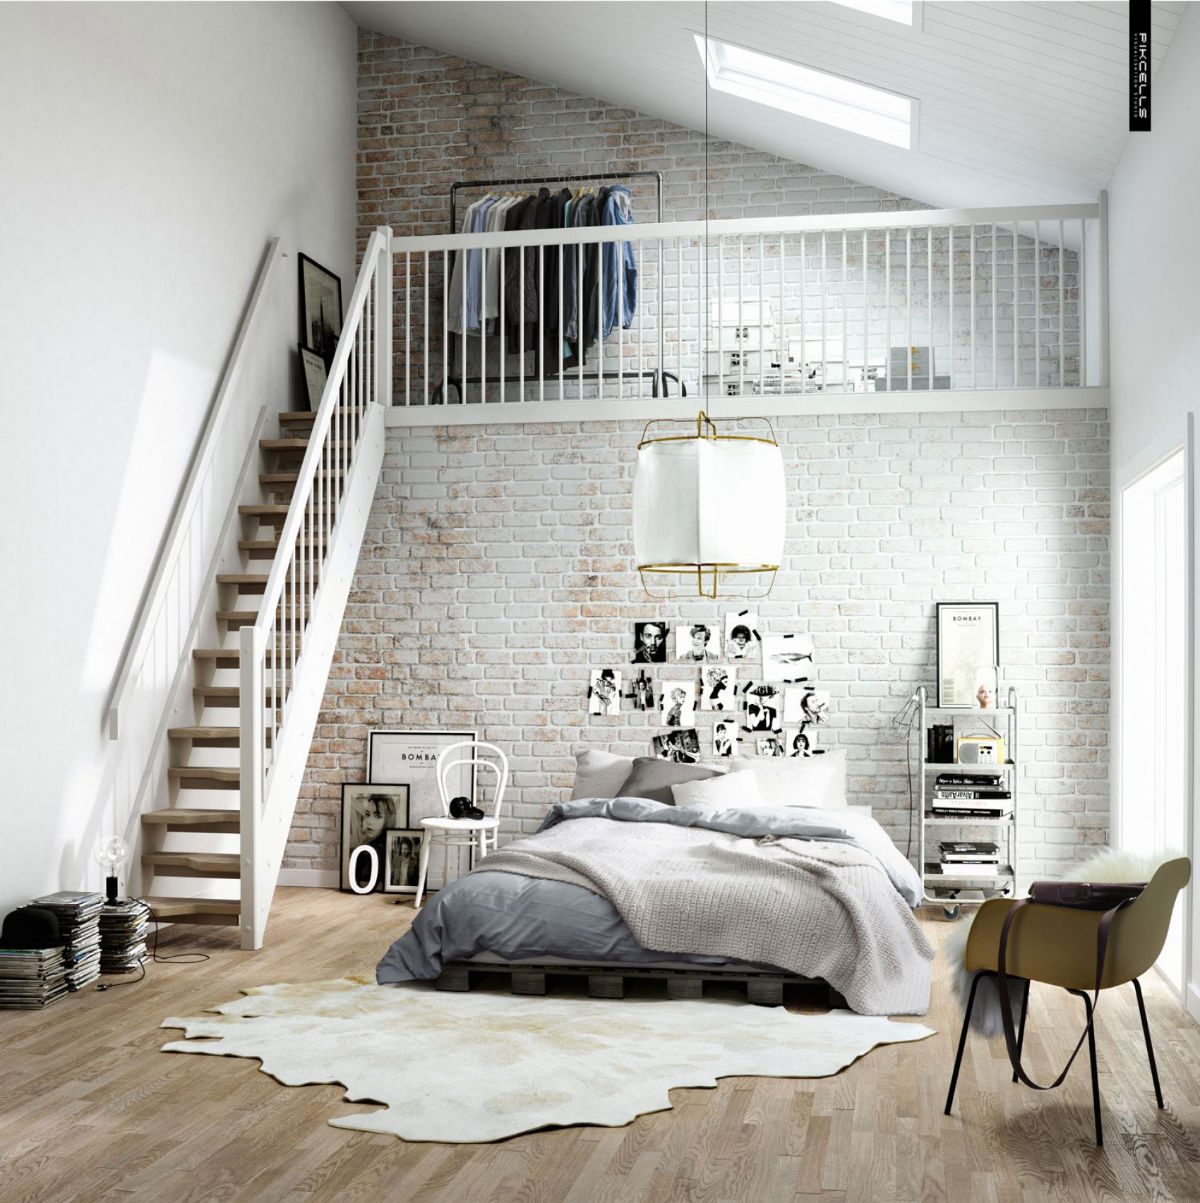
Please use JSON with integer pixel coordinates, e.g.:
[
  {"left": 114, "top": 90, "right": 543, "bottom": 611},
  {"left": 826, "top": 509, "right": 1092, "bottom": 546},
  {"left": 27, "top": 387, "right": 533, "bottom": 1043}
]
[{"left": 290, "top": 408, "right": 1111, "bottom": 884}]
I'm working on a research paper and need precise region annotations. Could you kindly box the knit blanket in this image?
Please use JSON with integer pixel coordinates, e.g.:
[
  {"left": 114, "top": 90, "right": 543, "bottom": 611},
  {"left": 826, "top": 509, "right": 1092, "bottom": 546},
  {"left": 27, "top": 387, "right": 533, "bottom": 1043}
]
[{"left": 475, "top": 798, "right": 934, "bottom": 1015}]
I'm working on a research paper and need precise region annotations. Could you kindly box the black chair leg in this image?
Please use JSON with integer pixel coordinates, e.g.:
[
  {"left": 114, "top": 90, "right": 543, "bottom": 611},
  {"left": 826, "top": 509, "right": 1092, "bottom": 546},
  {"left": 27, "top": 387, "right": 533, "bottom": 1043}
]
[
  {"left": 1132, "top": 977, "right": 1164, "bottom": 1109},
  {"left": 945, "top": 970, "right": 987, "bottom": 1115},
  {"left": 1012, "top": 977, "right": 1031, "bottom": 1083},
  {"left": 1068, "top": 988, "right": 1103, "bottom": 1146}
]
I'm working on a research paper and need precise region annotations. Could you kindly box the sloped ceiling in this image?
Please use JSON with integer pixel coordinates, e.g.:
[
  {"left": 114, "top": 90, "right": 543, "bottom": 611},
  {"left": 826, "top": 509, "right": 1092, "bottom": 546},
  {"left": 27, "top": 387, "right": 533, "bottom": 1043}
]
[{"left": 344, "top": 0, "right": 1184, "bottom": 208}]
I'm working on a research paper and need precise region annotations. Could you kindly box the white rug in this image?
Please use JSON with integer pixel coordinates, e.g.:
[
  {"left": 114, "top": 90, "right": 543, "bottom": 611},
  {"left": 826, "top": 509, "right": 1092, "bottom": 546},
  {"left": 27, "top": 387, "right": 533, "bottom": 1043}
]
[{"left": 162, "top": 976, "right": 934, "bottom": 1143}]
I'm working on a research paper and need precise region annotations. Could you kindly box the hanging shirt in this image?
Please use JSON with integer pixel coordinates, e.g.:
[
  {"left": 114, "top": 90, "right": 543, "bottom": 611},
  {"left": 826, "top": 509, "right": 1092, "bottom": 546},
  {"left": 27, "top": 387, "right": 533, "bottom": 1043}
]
[
  {"left": 600, "top": 185, "right": 638, "bottom": 339},
  {"left": 446, "top": 198, "right": 486, "bottom": 334}
]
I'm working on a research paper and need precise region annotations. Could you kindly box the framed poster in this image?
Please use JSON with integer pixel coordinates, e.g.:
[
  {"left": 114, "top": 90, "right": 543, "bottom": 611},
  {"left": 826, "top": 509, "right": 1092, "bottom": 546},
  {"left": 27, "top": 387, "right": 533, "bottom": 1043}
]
[
  {"left": 383, "top": 828, "right": 424, "bottom": 894},
  {"left": 367, "top": 729, "right": 478, "bottom": 888},
  {"left": 299, "top": 344, "right": 328, "bottom": 411},
  {"left": 298, "top": 253, "right": 343, "bottom": 368},
  {"left": 339, "top": 782, "right": 410, "bottom": 893},
  {"left": 936, "top": 602, "right": 999, "bottom": 708}
]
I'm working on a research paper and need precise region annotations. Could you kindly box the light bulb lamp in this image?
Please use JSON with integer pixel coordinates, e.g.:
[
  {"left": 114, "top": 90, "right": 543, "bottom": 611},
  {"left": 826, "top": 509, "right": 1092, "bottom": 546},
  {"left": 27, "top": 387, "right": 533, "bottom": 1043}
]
[
  {"left": 633, "top": 410, "right": 786, "bottom": 598},
  {"left": 93, "top": 836, "right": 131, "bottom": 903}
]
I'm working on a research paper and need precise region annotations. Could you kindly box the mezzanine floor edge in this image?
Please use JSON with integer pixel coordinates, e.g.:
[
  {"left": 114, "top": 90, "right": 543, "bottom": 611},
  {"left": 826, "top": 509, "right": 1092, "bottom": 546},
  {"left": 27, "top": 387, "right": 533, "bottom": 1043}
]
[{"left": 1, "top": 885, "right": 1197, "bottom": 1203}]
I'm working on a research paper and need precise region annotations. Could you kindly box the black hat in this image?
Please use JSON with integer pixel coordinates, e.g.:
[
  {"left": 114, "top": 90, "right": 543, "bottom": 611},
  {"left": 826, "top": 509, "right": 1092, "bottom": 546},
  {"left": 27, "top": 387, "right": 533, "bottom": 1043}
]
[{"left": 1, "top": 906, "right": 61, "bottom": 950}]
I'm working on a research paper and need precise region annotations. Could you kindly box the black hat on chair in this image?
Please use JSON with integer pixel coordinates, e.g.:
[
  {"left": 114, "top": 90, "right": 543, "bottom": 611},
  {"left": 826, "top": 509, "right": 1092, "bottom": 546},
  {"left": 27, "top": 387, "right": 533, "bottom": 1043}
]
[
  {"left": 1, "top": 906, "right": 61, "bottom": 950},
  {"left": 449, "top": 796, "right": 485, "bottom": 820}
]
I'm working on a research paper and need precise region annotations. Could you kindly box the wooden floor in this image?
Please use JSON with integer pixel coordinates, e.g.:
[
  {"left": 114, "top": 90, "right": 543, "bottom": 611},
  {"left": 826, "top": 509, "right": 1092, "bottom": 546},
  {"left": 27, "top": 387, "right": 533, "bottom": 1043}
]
[{"left": 3, "top": 887, "right": 1200, "bottom": 1203}]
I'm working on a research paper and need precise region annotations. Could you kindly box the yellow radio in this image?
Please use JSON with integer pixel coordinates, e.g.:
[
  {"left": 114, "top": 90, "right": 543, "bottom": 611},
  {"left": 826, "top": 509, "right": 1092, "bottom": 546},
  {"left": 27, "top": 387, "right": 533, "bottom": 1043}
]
[{"left": 956, "top": 735, "right": 1005, "bottom": 765}]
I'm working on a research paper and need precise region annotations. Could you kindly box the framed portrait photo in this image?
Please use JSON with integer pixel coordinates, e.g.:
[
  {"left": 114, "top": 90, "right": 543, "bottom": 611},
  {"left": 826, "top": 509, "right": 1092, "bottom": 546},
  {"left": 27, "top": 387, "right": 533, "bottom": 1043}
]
[
  {"left": 299, "top": 253, "right": 343, "bottom": 368},
  {"left": 340, "top": 783, "right": 410, "bottom": 893},
  {"left": 936, "top": 602, "right": 1000, "bottom": 708},
  {"left": 367, "top": 729, "right": 477, "bottom": 824},
  {"left": 383, "top": 828, "right": 424, "bottom": 894}
]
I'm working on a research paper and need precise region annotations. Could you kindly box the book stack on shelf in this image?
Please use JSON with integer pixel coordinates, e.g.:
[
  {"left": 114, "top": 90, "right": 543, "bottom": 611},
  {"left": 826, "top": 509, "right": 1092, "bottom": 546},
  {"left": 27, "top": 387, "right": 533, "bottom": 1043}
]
[
  {"left": 98, "top": 899, "right": 150, "bottom": 974},
  {"left": 937, "top": 840, "right": 1001, "bottom": 877},
  {"left": 0, "top": 947, "right": 69, "bottom": 1010},
  {"left": 32, "top": 892, "right": 103, "bottom": 991},
  {"left": 930, "top": 771, "right": 1013, "bottom": 818}
]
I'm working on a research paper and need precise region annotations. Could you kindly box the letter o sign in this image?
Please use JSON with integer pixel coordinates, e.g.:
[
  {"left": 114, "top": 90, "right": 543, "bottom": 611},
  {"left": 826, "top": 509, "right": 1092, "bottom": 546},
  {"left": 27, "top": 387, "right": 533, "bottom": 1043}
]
[{"left": 348, "top": 844, "right": 379, "bottom": 894}]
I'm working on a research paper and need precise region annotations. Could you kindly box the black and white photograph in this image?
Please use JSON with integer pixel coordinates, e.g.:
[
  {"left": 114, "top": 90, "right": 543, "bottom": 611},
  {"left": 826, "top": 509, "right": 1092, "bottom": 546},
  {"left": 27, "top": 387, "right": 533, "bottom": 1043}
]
[
  {"left": 299, "top": 344, "right": 328, "bottom": 411},
  {"left": 801, "top": 689, "right": 831, "bottom": 724},
  {"left": 661, "top": 681, "right": 696, "bottom": 726},
  {"left": 626, "top": 669, "right": 657, "bottom": 712},
  {"left": 383, "top": 828, "right": 423, "bottom": 894},
  {"left": 712, "top": 718, "right": 738, "bottom": 758},
  {"left": 936, "top": 601, "right": 1000, "bottom": 708},
  {"left": 675, "top": 622, "right": 720, "bottom": 662},
  {"left": 760, "top": 632, "right": 814, "bottom": 683},
  {"left": 298, "top": 253, "right": 343, "bottom": 368},
  {"left": 653, "top": 728, "right": 700, "bottom": 763},
  {"left": 700, "top": 665, "right": 736, "bottom": 710},
  {"left": 724, "top": 610, "right": 760, "bottom": 660},
  {"left": 786, "top": 725, "right": 813, "bottom": 757},
  {"left": 757, "top": 735, "right": 785, "bottom": 758},
  {"left": 631, "top": 620, "right": 668, "bottom": 663},
  {"left": 741, "top": 682, "right": 782, "bottom": 733},
  {"left": 588, "top": 668, "right": 622, "bottom": 715},
  {"left": 340, "top": 783, "right": 410, "bottom": 893},
  {"left": 782, "top": 686, "right": 806, "bottom": 725}
]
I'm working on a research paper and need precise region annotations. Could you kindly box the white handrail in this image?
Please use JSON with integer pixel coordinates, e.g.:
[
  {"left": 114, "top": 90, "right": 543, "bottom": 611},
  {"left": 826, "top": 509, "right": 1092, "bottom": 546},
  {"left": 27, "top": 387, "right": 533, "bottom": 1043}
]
[
  {"left": 107, "top": 238, "right": 283, "bottom": 739},
  {"left": 391, "top": 203, "right": 1100, "bottom": 253}
]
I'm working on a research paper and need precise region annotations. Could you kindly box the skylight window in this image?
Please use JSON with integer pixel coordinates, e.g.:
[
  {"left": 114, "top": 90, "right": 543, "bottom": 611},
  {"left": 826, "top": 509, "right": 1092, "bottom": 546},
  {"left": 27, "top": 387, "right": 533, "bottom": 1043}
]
[
  {"left": 830, "top": 0, "right": 914, "bottom": 25},
  {"left": 694, "top": 35, "right": 913, "bottom": 149}
]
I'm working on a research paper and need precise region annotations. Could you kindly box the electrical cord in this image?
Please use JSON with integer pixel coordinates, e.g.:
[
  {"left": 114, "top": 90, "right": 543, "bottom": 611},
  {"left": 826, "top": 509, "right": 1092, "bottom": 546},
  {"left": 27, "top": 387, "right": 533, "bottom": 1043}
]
[
  {"left": 890, "top": 694, "right": 921, "bottom": 861},
  {"left": 95, "top": 899, "right": 209, "bottom": 991}
]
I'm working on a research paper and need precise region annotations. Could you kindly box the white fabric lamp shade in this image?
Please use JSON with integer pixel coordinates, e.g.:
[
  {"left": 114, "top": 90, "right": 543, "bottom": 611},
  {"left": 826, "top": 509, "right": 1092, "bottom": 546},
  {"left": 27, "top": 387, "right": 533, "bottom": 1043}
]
[{"left": 633, "top": 435, "right": 785, "bottom": 592}]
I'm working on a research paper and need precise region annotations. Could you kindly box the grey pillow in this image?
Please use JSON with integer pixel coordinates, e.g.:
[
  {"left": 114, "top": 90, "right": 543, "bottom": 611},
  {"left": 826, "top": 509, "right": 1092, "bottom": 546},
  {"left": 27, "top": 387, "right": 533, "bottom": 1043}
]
[
  {"left": 570, "top": 749, "right": 637, "bottom": 800},
  {"left": 617, "top": 757, "right": 720, "bottom": 806}
]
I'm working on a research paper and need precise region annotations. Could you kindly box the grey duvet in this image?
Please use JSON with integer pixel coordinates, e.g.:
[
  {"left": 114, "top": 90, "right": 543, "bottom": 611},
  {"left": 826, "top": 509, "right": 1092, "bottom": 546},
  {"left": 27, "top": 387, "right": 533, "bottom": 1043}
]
[{"left": 376, "top": 797, "right": 932, "bottom": 1015}]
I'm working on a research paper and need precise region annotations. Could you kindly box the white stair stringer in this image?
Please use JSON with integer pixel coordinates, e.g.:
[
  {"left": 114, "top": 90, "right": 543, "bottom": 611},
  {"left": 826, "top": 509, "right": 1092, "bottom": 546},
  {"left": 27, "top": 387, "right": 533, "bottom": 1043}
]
[{"left": 239, "top": 402, "right": 385, "bottom": 949}]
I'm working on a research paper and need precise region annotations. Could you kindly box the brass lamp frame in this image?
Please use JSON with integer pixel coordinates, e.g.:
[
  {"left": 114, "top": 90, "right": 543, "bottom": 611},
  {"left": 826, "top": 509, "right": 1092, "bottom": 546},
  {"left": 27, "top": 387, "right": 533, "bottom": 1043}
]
[{"left": 635, "top": 410, "right": 782, "bottom": 599}]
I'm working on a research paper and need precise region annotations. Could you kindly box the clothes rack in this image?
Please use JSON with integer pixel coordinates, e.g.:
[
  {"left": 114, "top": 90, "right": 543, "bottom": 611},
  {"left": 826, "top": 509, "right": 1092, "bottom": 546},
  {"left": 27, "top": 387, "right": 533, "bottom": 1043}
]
[{"left": 434, "top": 170, "right": 684, "bottom": 403}]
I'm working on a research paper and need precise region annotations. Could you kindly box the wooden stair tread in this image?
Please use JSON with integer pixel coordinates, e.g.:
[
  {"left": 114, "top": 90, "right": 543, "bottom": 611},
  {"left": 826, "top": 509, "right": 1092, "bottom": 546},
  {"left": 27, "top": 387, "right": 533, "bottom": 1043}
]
[
  {"left": 278, "top": 412, "right": 316, "bottom": 427},
  {"left": 260, "top": 469, "right": 344, "bottom": 484},
  {"left": 260, "top": 439, "right": 348, "bottom": 452},
  {"left": 142, "top": 851, "right": 241, "bottom": 874},
  {"left": 141, "top": 896, "right": 240, "bottom": 922},
  {"left": 168, "top": 726, "right": 273, "bottom": 744},
  {"left": 216, "top": 573, "right": 269, "bottom": 585},
  {"left": 192, "top": 648, "right": 289, "bottom": 663},
  {"left": 167, "top": 765, "right": 240, "bottom": 783},
  {"left": 193, "top": 685, "right": 281, "bottom": 698},
  {"left": 239, "top": 536, "right": 327, "bottom": 551},
  {"left": 238, "top": 504, "right": 291, "bottom": 517},
  {"left": 141, "top": 808, "right": 240, "bottom": 828}
]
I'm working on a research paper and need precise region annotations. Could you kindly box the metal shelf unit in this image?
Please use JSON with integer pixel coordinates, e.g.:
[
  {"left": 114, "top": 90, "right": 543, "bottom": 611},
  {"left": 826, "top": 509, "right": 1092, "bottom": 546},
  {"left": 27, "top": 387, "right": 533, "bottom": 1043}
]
[{"left": 914, "top": 685, "right": 1019, "bottom": 908}]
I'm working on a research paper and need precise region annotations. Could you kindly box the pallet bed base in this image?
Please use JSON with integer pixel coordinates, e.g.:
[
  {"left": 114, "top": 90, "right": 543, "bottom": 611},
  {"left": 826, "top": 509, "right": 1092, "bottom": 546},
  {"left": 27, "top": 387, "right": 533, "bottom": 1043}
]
[{"left": 432, "top": 961, "right": 847, "bottom": 1008}]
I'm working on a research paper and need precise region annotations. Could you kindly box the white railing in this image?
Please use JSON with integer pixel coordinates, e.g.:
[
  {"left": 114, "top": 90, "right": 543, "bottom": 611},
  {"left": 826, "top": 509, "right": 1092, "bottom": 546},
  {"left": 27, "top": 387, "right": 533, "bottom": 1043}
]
[
  {"left": 107, "top": 239, "right": 283, "bottom": 743},
  {"left": 239, "top": 227, "right": 392, "bottom": 949},
  {"left": 389, "top": 202, "right": 1104, "bottom": 413}
]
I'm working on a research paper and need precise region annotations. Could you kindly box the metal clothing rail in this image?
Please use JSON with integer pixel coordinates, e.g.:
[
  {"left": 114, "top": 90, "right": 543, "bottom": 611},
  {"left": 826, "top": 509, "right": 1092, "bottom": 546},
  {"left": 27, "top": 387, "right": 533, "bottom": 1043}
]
[{"left": 436, "top": 169, "right": 684, "bottom": 403}]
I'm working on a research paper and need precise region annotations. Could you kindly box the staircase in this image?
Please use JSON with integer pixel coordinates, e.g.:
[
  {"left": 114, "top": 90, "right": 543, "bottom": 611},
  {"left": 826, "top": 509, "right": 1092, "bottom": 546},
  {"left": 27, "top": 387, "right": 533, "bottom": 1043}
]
[
  {"left": 124, "top": 227, "right": 392, "bottom": 949},
  {"left": 139, "top": 411, "right": 318, "bottom": 926}
]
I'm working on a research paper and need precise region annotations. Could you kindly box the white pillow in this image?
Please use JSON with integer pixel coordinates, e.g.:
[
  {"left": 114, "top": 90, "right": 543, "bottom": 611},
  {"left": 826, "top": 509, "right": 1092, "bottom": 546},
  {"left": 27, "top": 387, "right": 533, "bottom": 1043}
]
[
  {"left": 725, "top": 748, "right": 848, "bottom": 810},
  {"left": 570, "top": 749, "right": 636, "bottom": 799},
  {"left": 671, "top": 770, "right": 771, "bottom": 810}
]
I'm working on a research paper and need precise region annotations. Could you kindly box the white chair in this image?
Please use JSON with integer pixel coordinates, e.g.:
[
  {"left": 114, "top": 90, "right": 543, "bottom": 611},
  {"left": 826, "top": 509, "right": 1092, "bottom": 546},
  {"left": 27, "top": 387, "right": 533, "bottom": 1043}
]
[{"left": 414, "top": 740, "right": 509, "bottom": 906}]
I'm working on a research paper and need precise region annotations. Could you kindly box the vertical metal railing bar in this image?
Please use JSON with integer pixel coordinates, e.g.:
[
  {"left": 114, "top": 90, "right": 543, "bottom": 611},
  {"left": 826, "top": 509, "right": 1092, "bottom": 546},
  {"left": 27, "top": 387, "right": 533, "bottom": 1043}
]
[
  {"left": 821, "top": 233, "right": 828, "bottom": 390},
  {"left": 676, "top": 241, "right": 683, "bottom": 398},
  {"left": 884, "top": 232, "right": 891, "bottom": 391},
  {"left": 970, "top": 225, "right": 977, "bottom": 390},
  {"left": 905, "top": 228, "right": 912, "bottom": 391},
  {"left": 926, "top": 227, "right": 932, "bottom": 388},
  {"left": 842, "top": 232, "right": 848, "bottom": 394},
  {"left": 597, "top": 236, "right": 605, "bottom": 403},
  {"left": 460, "top": 260, "right": 468, "bottom": 405},
  {"left": 637, "top": 240, "right": 646, "bottom": 395},
  {"left": 616, "top": 238, "right": 624, "bottom": 401},
  {"left": 717, "top": 237, "right": 725, "bottom": 399},
  {"left": 758, "top": 235, "right": 765, "bottom": 396},
  {"left": 991, "top": 224, "right": 998, "bottom": 389},
  {"left": 800, "top": 233, "right": 808, "bottom": 394},
  {"left": 577, "top": 240, "right": 584, "bottom": 399},
  {"left": 862, "top": 231, "right": 868, "bottom": 392},
  {"left": 417, "top": 253, "right": 425, "bottom": 407},
  {"left": 737, "top": 237, "right": 745, "bottom": 396},
  {"left": 1034, "top": 220, "right": 1041, "bottom": 388},
  {"left": 404, "top": 254, "right": 411, "bottom": 407},
  {"left": 1059, "top": 219, "right": 1066, "bottom": 387},
  {"left": 441, "top": 251, "right": 449, "bottom": 407},
  {"left": 778, "top": 233, "right": 786, "bottom": 396},
  {"left": 1012, "top": 223, "right": 1019, "bottom": 388},
  {"left": 1080, "top": 219, "right": 1088, "bottom": 387},
  {"left": 498, "top": 244, "right": 505, "bottom": 405},
  {"left": 949, "top": 226, "right": 955, "bottom": 389},
  {"left": 520, "top": 241, "right": 527, "bottom": 403},
  {"left": 537, "top": 247, "right": 545, "bottom": 404}
]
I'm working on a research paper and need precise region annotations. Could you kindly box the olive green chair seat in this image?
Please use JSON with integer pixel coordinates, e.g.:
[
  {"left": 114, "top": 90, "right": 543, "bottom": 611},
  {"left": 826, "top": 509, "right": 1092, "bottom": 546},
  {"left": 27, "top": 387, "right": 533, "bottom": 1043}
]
[{"left": 945, "top": 857, "right": 1190, "bottom": 1145}]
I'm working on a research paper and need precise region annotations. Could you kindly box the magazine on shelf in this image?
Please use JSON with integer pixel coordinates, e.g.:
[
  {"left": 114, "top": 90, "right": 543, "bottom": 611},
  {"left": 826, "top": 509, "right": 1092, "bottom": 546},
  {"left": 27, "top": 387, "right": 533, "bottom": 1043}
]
[
  {"left": 939, "top": 841, "right": 999, "bottom": 861},
  {"left": 935, "top": 772, "right": 1005, "bottom": 787},
  {"left": 930, "top": 805, "right": 1013, "bottom": 819},
  {"left": 933, "top": 789, "right": 1012, "bottom": 801}
]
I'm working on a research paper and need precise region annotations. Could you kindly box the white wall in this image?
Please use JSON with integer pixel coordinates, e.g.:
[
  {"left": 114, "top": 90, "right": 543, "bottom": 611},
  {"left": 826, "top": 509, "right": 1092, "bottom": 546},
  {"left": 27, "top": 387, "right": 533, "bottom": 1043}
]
[
  {"left": 0, "top": 2, "right": 357, "bottom": 916},
  {"left": 1107, "top": 3, "right": 1200, "bottom": 1018}
]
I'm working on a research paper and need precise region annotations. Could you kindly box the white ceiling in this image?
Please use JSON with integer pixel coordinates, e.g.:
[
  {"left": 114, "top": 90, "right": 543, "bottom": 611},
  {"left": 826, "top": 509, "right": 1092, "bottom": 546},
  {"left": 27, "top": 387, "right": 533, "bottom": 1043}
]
[{"left": 343, "top": 1, "right": 1185, "bottom": 208}]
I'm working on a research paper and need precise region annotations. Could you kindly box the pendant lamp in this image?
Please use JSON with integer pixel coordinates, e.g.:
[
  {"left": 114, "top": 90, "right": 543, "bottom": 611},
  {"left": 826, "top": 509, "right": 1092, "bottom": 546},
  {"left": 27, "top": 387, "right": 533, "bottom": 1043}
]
[{"left": 633, "top": 411, "right": 785, "bottom": 598}]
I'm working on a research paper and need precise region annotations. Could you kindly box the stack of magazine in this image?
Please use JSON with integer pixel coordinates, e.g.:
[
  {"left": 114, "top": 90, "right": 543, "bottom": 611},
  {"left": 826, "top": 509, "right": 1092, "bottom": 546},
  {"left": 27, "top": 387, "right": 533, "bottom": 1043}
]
[
  {"left": 937, "top": 840, "right": 1001, "bottom": 877},
  {"left": 931, "top": 771, "right": 1013, "bottom": 818},
  {"left": 32, "top": 892, "right": 103, "bottom": 991},
  {"left": 99, "top": 899, "right": 150, "bottom": 974},
  {"left": 0, "top": 947, "right": 69, "bottom": 1009}
]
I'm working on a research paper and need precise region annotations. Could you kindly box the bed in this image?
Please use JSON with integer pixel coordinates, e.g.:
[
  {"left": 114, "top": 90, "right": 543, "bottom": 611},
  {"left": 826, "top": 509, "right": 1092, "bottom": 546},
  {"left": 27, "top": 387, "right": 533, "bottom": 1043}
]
[{"left": 376, "top": 750, "right": 933, "bottom": 1016}]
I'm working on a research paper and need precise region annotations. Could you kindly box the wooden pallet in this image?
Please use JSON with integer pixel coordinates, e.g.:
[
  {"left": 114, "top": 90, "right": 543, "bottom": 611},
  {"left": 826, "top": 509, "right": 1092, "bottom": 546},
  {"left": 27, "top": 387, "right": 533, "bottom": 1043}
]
[{"left": 433, "top": 960, "right": 847, "bottom": 1008}]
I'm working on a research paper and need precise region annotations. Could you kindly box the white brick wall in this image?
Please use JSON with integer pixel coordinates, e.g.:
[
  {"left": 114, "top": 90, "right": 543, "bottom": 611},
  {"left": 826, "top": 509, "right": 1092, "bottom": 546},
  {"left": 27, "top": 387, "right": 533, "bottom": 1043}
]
[{"left": 292, "top": 408, "right": 1111, "bottom": 883}]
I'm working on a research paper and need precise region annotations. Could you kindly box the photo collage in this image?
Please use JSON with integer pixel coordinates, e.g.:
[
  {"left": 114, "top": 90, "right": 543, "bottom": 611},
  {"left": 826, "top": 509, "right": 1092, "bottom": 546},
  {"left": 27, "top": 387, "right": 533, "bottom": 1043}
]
[{"left": 586, "top": 611, "right": 831, "bottom": 762}]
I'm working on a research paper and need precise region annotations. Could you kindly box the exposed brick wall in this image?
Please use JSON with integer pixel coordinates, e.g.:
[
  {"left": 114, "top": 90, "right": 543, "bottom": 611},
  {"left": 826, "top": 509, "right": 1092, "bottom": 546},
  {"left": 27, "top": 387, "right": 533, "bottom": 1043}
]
[{"left": 291, "top": 408, "right": 1111, "bottom": 885}]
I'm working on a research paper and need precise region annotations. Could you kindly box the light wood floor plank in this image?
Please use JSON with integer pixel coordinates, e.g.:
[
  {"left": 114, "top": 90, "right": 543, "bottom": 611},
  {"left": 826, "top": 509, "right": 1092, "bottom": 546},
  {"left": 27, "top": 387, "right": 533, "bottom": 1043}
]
[{"left": 3, "top": 890, "right": 1200, "bottom": 1202}]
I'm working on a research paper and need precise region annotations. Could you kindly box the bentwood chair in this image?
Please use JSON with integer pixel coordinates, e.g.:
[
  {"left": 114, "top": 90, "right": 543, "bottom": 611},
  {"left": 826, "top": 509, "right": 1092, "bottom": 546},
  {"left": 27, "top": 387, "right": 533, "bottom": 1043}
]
[
  {"left": 414, "top": 740, "right": 509, "bottom": 907},
  {"left": 944, "top": 857, "right": 1190, "bottom": 1146}
]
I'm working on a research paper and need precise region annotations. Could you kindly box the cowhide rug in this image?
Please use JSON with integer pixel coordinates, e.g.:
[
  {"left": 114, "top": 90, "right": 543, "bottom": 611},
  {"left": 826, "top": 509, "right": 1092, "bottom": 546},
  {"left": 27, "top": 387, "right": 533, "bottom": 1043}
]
[{"left": 162, "top": 977, "right": 934, "bottom": 1143}]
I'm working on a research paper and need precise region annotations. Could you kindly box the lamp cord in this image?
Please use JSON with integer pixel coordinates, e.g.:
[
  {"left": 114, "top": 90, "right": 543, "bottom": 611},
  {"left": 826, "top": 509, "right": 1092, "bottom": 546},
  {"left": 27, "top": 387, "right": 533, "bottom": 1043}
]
[{"left": 95, "top": 899, "right": 209, "bottom": 991}]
